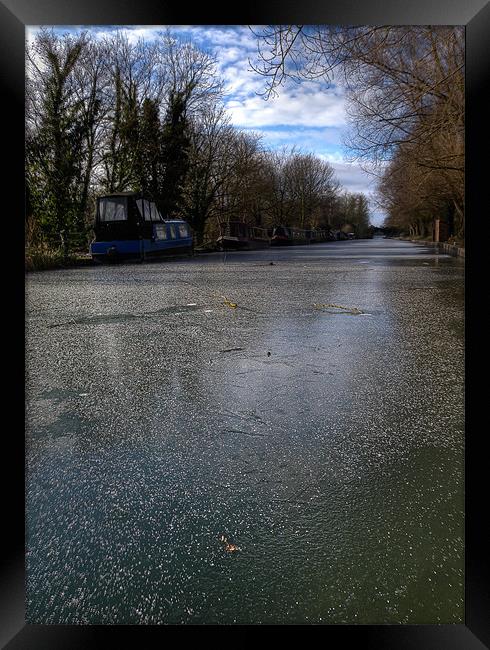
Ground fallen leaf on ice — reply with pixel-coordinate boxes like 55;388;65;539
220;535;241;552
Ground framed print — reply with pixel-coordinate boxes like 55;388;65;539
2;0;488;645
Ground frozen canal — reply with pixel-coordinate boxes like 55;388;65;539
25;237;464;624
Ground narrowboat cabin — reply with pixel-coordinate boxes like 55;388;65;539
250;226;271;248
90;192;192;261
305;229;329;243
271;225;331;245
270;226;293;245
291;228;308;245
217;221;251;250
217;221;270;250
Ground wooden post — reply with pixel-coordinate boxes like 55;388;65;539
434;218;440;243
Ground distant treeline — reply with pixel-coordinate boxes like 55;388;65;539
26;28;371;258
251;26;464;243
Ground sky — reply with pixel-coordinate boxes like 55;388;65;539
27;25;385;225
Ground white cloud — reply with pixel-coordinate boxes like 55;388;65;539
91;26;166;44
318;158;386;224
181;25;258;51
248;127;342;149
331;161;377;193
225;86;346;129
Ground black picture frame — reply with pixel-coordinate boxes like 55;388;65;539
3;0;487;645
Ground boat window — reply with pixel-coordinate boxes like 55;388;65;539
169;225;177;239
178;223;188;238
136;199;153;221
154;224;167;240
99;197;127;222
150;202;162;221
136;199;144;220
253;227;267;238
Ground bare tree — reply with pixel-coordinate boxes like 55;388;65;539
259;147;297;226
216;130;265;224
180;104;237;243
159;31;223;117
250;25;464;236
284;152;338;227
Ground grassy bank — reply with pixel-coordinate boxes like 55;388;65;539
25;243;94;272
394;236;465;258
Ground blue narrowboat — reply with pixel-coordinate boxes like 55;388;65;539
90;192;193;261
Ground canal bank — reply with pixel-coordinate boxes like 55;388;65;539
26;237;409;272
395;237;465;258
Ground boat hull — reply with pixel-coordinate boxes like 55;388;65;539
90;238;193;261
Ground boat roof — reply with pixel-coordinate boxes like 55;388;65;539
98;192;142;198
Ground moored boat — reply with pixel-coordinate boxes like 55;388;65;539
90;192;192;261
270;225;293;245
250;226;271;248
217;221;271;250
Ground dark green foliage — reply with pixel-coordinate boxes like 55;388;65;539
26;37;86;247
102;70;140;194
158;91;191;218
26;31;103;254
136;98;162;199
